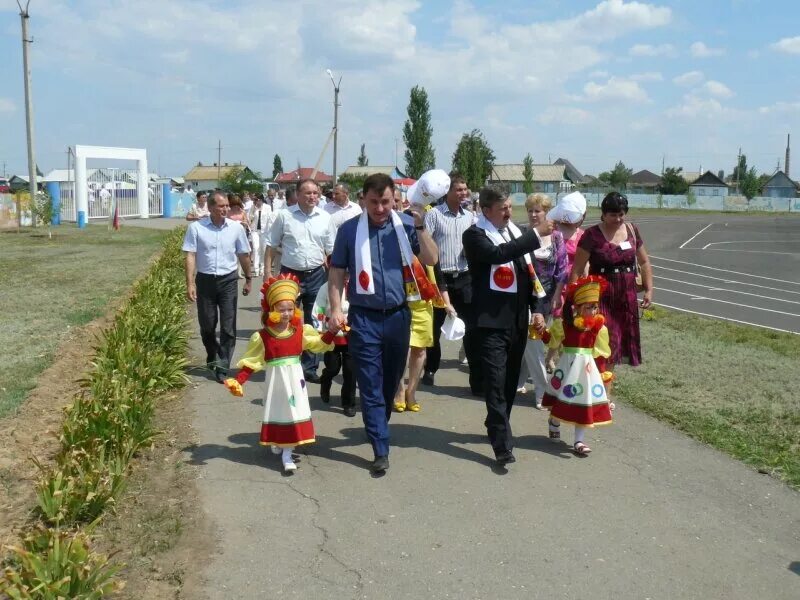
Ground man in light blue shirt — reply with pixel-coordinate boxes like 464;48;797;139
183;191;252;382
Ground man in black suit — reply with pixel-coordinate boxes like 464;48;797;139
462;187;545;466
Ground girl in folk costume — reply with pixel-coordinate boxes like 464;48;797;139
224;274;338;473
541;275;614;456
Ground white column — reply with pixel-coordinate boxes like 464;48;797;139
137;157;149;219
75;154;87;227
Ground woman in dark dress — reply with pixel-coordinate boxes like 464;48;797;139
569;192;653;366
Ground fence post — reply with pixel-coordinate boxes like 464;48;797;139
162;184;173;217
46;182;60;225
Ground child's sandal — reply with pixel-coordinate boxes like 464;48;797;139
548;418;560;440
573;442;592;456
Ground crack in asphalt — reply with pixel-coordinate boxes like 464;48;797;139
205;469;365;598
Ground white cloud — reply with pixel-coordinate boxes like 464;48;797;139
583;76;649;102
690;41;725;57
758;101;800;115
629;43;675;57
703;80;733;98
162;50;189;65
666;94;737;119
629;71;663;82
770;36;800;55
672;70;704;86
0;98;14;113
537;106;591;126
589;70;609;79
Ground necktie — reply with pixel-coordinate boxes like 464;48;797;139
256;210;261;230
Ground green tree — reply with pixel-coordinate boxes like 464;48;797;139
659;166;689;195
338;172;366;194
598;161;633;190
403;86;435;179
218;167;264;195
740;167;761;199
451;129;495;192
522;153;534;195
357;143;369;167
272;154;283;179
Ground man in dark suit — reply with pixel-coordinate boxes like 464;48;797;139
462;186;545;466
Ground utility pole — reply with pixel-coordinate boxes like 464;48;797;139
217;140;222;182
327;69;342;185
17;1;37;219
735;147;741;195
661;154;665;176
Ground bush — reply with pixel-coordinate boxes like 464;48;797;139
0;227;188;596
0;526;122;599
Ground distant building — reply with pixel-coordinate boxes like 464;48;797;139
488;163;570;194
628;169;662;193
274;167;333;187
183;162;256;191
689;171;729;197
341;165;406;179
760;170;798;198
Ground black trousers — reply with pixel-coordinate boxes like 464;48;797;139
476;324;527;457
280;265;327;375
426;272;483;390
195;271;239;372
320;345;356;407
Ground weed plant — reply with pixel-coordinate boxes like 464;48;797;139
1;227;188;596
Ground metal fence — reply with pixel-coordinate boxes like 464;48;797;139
57;168;163;222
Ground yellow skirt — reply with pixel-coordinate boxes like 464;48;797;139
409;300;434;348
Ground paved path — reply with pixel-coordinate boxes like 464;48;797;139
183;284;800;600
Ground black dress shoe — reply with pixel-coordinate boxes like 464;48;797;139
343;405;357;418
495;452;516;465
320;379;331;403
214;368;227;383
421;371;435;386
370;456;389;473
304;372;322;384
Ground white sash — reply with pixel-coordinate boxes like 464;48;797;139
476;215;546;297
354;210;418;298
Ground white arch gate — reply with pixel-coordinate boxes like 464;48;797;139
74;145;150;227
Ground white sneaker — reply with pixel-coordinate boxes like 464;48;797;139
283;460;297;472
516;386;527;394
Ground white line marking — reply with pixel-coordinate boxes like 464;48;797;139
649;255;800;285
679;223;713;249
654;303;800;335
655;275;800;305
652;264;800;295
704;249;800;256
656;287;800;317
702;239;800;250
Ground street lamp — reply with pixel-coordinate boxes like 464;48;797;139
17;0;37;216
326;69;342;185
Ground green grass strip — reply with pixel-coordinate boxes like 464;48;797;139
1;227;189;598
615;306;800;488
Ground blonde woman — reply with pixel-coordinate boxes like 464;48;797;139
517;193;568;408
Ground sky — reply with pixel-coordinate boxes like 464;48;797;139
1;0;799;180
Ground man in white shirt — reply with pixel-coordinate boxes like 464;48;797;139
267;179;335;382
270;188;284;211
324;183;362;234
248;193;272;277
242;192;254;213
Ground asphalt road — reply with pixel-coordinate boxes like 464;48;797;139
585;213;800;334
182;281;800;600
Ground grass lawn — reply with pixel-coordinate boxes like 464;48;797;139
614;306;800;488
0;225;169;418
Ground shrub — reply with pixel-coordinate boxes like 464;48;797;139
0;526;122;599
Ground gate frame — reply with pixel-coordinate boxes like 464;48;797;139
74;145;149;228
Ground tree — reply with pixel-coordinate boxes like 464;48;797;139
219;167;264;195
659;166;689;195
403;86;435;179
357;144;369;167
338;172;366;194
522;153;534;195
272;154;283;179
451;129;496;192
731;153;761;199
598;161;632;190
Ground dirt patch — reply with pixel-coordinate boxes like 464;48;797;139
93;388;214;600
0;314;114;547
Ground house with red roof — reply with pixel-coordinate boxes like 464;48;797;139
274;168;333;186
